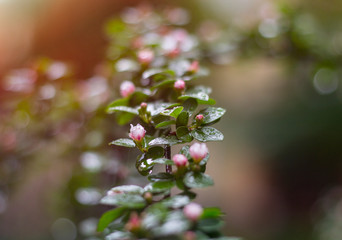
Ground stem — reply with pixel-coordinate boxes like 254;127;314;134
165;145;172;173
164;145;172;198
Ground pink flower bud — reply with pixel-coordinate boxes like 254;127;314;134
172;154;188;167
125;212;141;232
183;203;203;221
174;79;185;91
129;124;146;142
195;114;204;122
188;61;199;73
167;47;180;58
120;81;135;97
137;49;154;64
144;192;153;202
140;102;147;109
189;142;208;163
184;231;196;240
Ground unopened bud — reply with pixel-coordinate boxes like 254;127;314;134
189;142;208;163
188;61;199;73
183;203;203;221
125;212;141;232
167;48;180;58
174;79;185;91
184;231;196;240
129;124;146;142
120;81;135;98
195;114;204;123
140;102;147;109
144;192;153;203
138;49;154;64
172;154;188;167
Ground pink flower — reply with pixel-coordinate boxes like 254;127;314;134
174;79;185;91
172;154;188;167
183;203;203;221
137;49;154;64
189;142;208;163
188;61;199;73
129;124;146;142
120;81;135;97
195;114;204;122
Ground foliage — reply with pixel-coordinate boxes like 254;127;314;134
97;5;233;240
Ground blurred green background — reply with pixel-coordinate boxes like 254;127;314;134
1;0;342;240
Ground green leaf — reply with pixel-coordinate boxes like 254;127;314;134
107;106;139;115
183;98;198;116
152;158;175;165
136;146;164;176
106;98;129;111
151;79;176;90
176;126;193;142
176;112;189;128
97;207;126;232
197;218;224;233
151;181;175;191
184;172;214;188
178;92;209;102
105;231;133;240
152;210;190;236
129;90;150;106
136;155;154;176
198;98;216;105
142;135;154;149
148;173;174;182
115;112;136;125
160;106;184;118
196;107;226;125
144;183;170;194
100;194;146;208
148;102;175;116
155;120;176;129
109;185;144;194
142;203;168;230
161;195;190;208
109;138;135;147
201;207;223;219
176;178;186;190
191;127;224;142
179;191;197;200
178;85;212;102
194;85;212;94
147;146;165;158
142;68;175;79
200;153;210;166
179;145;191;159
148;135;180;146
142;68;164;79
